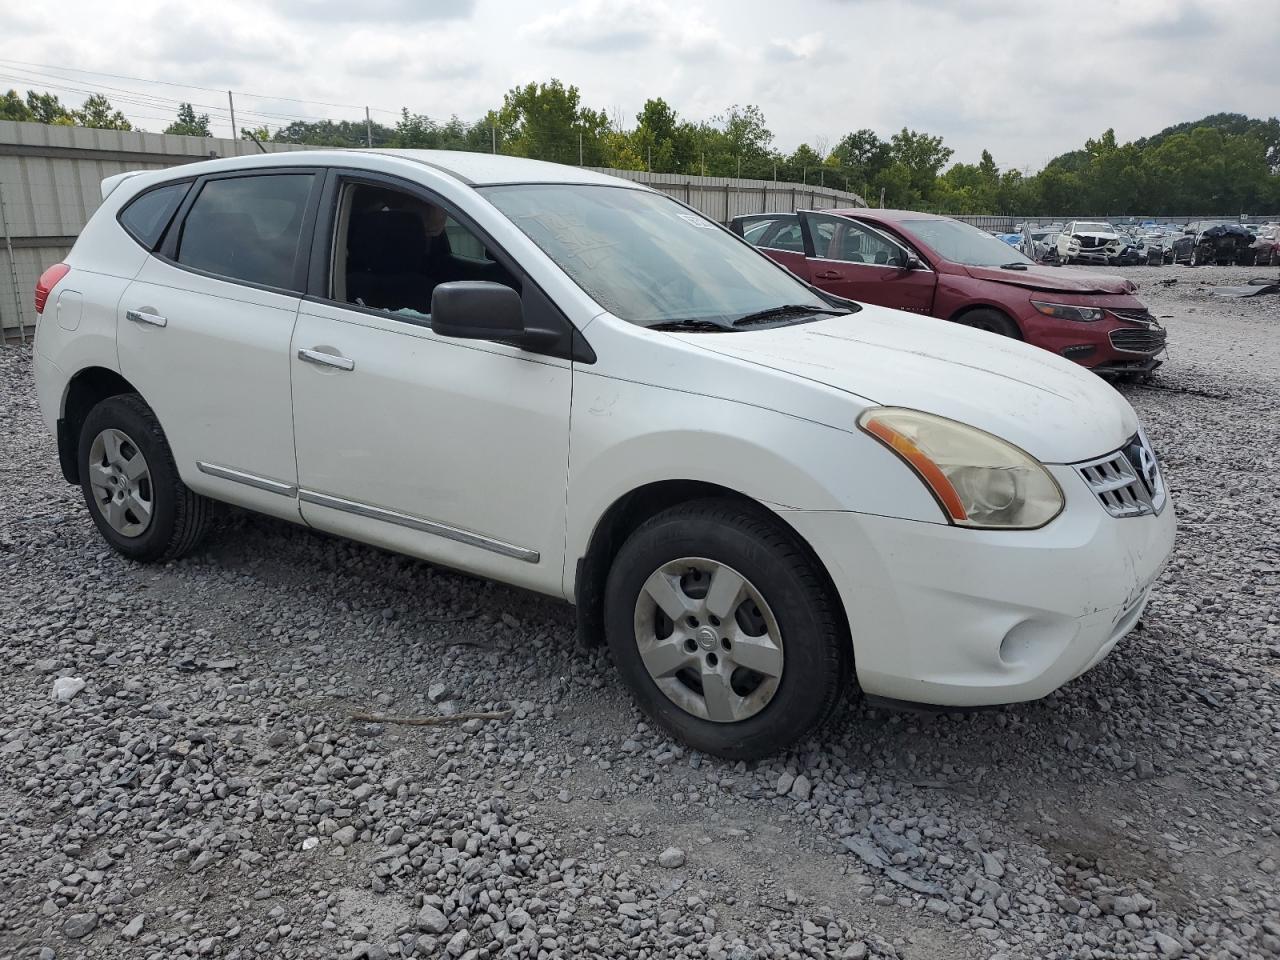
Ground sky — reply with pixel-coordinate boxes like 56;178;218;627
3;0;1278;172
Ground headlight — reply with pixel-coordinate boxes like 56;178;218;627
1030;300;1105;322
858;408;1064;529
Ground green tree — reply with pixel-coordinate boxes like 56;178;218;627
495;79;610;165
165;103;212;138
73;94;132;131
26;91;73;125
1;89;34;122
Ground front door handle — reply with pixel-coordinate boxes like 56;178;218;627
125;309;167;327
298;347;355;371
814;270;843;280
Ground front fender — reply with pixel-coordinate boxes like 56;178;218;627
564;372;945;594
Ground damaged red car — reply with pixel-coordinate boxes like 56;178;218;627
730;209;1166;375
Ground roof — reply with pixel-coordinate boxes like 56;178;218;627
119;148;648;191
829;208;949;222
370;149;639;187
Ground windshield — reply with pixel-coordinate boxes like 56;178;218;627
895;218;1034;267
1075;222;1114;233
480;184;834;327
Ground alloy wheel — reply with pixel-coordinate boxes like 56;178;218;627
87;428;154;538
632;557;784;723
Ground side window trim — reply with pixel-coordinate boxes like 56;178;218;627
157;166;326;296
304;168;594;364
116;179;194;251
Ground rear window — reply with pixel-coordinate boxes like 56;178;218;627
176;174;314;291
119;182;189;250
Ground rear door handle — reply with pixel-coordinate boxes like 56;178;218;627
814;270;843;280
298;347;355;371
125;309;167;327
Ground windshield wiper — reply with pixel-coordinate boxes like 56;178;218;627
732;304;848;327
999;262;1029;271
646;318;733;333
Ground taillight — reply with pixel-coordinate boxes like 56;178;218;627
35;263;71;315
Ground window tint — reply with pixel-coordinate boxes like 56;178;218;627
335;182;515;319
119;182;189;249
176;174;314;290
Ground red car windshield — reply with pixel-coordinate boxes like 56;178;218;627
895;218;1035;268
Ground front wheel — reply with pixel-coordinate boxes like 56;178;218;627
78;394;210;562
604;500;849;760
956;308;1021;339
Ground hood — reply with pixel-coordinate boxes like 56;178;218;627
963;264;1136;294
684;306;1138;464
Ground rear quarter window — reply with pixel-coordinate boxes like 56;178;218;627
118;181;190;250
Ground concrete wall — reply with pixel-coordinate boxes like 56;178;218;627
0;120;866;338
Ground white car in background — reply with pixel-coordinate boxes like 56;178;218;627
1058;220;1125;265
31;151;1175;759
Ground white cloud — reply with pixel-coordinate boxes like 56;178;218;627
4;0;1276;170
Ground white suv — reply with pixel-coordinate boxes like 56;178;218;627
32;151;1175;759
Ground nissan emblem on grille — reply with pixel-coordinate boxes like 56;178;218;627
1073;430;1166;518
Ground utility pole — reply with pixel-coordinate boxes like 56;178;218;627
491;124;497;154
737;156;741;178
879;187;886;208
701;151;705;176
773;161;777;182
580;131;584;166
647;144;651;172
819;168;824;187
227;91;236;140
365;106;372;148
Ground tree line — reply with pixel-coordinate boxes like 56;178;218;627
4;81;1278;217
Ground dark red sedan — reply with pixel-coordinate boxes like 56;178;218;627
730;209;1166;375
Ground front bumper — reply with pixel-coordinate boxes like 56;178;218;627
1019;309;1166;372
783;464;1175;707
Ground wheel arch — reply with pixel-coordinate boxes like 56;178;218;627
57;367;142;484
572;479;849;653
948;303;1024;339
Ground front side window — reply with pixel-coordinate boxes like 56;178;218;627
807;213;905;266
332;181;515;318
481;184;832;327
176;174;314;290
119;181;189;249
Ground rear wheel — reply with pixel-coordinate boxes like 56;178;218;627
956;308;1021;339
78;394;210;562
604;500;849;760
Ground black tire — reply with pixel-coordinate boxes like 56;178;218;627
603;499;849;760
956;308;1021;339
78;394;210;562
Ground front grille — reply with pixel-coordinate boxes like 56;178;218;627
1074;431;1167;518
1109;326;1167;354
1110;308;1155;323
1078;236;1106;248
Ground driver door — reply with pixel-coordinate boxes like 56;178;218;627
798;212;935;314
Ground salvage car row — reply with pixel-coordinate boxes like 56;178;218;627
1023;219;1278;267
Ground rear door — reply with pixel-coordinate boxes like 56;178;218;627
798;212;935;314
734;213;809;277
116;168;322;521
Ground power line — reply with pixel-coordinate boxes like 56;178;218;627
0;58;400;114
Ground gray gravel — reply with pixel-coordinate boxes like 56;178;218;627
1;260;1278;959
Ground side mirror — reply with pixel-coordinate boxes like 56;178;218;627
430;281;558;348
903;254;923;271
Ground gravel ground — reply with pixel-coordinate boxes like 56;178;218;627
1;262;1278;960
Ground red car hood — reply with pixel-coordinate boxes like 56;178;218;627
964;265;1136;294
